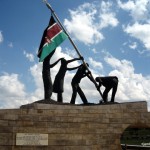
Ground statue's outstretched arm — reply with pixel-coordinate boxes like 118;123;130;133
67;64;82;71
67;56;83;63
49;58;62;68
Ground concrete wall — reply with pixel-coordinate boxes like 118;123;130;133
0;101;149;150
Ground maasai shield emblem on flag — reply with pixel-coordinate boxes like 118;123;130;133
37;15;68;62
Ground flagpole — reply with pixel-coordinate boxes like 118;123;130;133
42;0;104;100
43;0;82;57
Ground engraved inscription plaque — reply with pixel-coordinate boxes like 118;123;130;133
16;133;48;146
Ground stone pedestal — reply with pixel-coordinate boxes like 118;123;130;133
0;101;149;150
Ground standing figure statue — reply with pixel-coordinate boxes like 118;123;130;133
42;50;61;99
53;57;82;102
70;63;96;104
95;76;118;103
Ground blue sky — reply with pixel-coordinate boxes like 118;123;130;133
0;0;150;109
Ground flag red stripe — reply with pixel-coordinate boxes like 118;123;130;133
46;23;61;40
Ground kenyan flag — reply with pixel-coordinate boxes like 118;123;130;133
38;16;68;62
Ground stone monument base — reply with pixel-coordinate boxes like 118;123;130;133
0;101;149;150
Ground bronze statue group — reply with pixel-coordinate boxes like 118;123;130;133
42;49;118;104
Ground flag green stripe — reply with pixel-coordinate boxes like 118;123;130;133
39;31;68;62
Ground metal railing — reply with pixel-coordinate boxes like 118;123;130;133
121;144;150;150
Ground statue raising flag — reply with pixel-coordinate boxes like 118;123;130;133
38;0;105;102
37;15;68;62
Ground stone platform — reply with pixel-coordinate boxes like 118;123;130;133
0;101;149;150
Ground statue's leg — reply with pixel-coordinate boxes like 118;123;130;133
43;72;53;99
42;50;56;100
103;87;111;102
111;83;118;102
70;84;78;104
57;93;63;103
77;86;88;104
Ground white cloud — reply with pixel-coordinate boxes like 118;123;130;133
104;55;134;76
91;48;98;54
64;48;78;58
23;51;35;62
29;63;44;100
129;42;137;49
64;1;118;45
118;0;150;52
0;73;27;108
117;0;135;10
64;4;104;45
117;0;150;22
0;31;3;43
123;22;150;51
88;57;103;70
0;73;26;97
104;55;150;102
30;63;43;89
99;13;119;29
99;1;119;29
